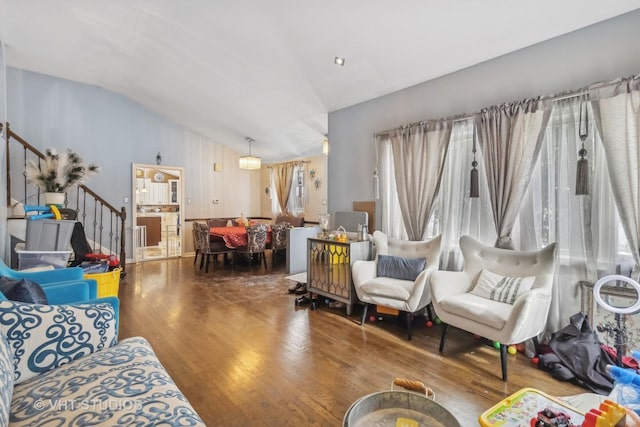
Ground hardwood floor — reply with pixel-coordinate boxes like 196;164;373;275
118;254;586;426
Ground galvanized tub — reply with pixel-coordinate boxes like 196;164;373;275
343;379;461;427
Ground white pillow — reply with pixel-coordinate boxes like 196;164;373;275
470;269;535;304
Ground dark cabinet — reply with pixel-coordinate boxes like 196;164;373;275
137;216;162;246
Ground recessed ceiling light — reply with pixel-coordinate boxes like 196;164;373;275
334;56;346;66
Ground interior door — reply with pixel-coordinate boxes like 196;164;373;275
132;164;184;261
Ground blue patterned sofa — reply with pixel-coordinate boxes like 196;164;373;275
0;300;204;426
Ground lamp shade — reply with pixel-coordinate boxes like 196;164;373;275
239;155;261;170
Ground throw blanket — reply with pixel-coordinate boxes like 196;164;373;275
538;312;615;394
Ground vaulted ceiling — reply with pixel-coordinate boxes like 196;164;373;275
1;1;639;161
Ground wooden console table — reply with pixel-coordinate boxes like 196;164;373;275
307;238;371;315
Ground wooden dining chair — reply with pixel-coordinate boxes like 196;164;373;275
235;224;268;269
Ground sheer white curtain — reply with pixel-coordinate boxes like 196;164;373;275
519;97;606;334
376;134;406;239
389;120;453;241
437;119;495;270
589;76;640;278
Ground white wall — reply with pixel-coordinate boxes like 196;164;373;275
6;69;262;257
328;9;640;220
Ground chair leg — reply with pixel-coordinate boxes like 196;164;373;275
205;254;210;273
532;336;540;356
500;344;508;381
406;312;412;341
193;250;199;265
262;252;267;269
360;304;369;326
426;304;434;322
439;323;448;353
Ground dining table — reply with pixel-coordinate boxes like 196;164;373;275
210;225;272;249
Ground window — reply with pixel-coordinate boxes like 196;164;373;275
269;163;306;217
378;97;630;276
289;166;306;216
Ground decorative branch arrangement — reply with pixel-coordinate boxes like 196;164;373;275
25;148;100;193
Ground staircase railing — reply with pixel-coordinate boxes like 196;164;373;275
3;122;127;275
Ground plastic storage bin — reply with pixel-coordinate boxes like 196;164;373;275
26;219;75;251
84;268;122;298
15;243;72;270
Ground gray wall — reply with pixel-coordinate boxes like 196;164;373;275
328;9;640;219
6;69;262;258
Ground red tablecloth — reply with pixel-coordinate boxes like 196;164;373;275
210;226;272;249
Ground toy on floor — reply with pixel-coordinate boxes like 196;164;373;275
530;407;574;426
580;400;626;427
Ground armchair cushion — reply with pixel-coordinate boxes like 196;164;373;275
470;269;535;304
361;277;413;300
0;277;48;304
439;293;512;330
0;300;117;384
376;255;426;281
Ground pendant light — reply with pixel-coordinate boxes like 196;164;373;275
239;137;261;170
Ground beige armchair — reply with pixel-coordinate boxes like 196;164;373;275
430;235;557;381
352;231;441;340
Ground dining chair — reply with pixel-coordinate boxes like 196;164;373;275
235;224;268;269
268;222;289;267
207;218;228;228
196;223;234;272
192;222;204;267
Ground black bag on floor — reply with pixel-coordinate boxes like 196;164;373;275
547;312;614;394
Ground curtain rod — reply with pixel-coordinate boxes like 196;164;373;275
374;88;588;137
266;160;310;168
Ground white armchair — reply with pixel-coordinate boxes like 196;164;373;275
352;231;441;340
430;235;557;381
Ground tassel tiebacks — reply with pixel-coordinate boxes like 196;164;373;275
576;97;589;196
470;127;479;198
